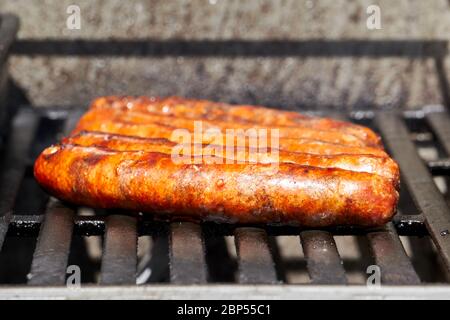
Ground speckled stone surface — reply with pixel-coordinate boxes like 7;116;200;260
1;0;450;109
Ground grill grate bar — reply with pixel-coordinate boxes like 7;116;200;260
375;113;450;277
393;214;427;236
235;228;278;284
26;108;84;286
300;230;347;284
0;110;38;250
426;112;450;156
427;158;450;176
6;213;429;237
329;111;419;284
27;199;74;285
0;14;19;66
169;222;207;284
296;112;347;285
100;214;137;285
367;223;420;285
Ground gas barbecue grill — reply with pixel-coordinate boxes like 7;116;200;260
2;13;450;299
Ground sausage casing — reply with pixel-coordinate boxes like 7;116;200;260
34;143;398;227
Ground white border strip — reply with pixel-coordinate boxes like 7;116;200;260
0;285;450;300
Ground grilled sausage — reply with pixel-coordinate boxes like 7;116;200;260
91;96;381;147
65;131;399;182
76;107;372;147
73;118;389;157
73;110;387;151
34;143;398;227
34;96;399;227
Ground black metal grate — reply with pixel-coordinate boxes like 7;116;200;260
1;105;450;295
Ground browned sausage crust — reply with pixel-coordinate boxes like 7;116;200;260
34;143;398;227
65;131;399;183
91;96;382;147
34;96;399;227
74;107;371;147
73;117;389;157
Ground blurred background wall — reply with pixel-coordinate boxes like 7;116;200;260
1;0;450;110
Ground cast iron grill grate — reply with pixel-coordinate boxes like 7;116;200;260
1;104;450;298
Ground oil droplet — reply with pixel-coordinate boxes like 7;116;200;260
440;230;449;236
216;179;225;188
43;145;60;155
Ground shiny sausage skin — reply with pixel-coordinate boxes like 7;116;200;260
65;131;399;182
73;110;380;150
73;118;389;157
76;107;371;147
91;96;382;147
34;143;398;227
68;130;388;157
34;96;399;227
